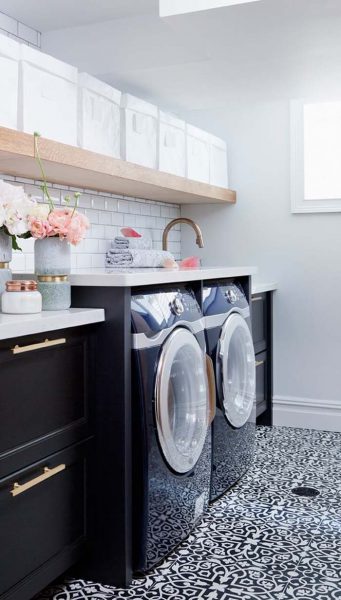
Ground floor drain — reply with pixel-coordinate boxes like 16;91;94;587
291;486;320;498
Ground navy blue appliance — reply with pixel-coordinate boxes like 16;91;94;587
131;286;215;573
203;282;256;502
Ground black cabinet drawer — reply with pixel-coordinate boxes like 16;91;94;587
252;293;267;353
0;329;92;478
0;441;89;600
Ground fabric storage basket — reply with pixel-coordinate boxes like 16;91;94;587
186;124;210;184
0;34;19;129
210;134;228;188
19;45;77;145
158;111;186;177
121;94;157;169
78;72;121;157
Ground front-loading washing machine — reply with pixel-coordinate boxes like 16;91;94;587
203;281;256;502
131;286;215;572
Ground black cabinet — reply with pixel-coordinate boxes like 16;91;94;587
0;442;89;600
252;293;273;425
0;326;95;600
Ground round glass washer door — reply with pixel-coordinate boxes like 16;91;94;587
155;327;209;474
218;313;255;429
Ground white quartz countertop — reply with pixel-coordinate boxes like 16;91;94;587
252;281;277;295
0;308;105;341
68;266;257;287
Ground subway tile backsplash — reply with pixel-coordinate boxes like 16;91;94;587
1;175;181;272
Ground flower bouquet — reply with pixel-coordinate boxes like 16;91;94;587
30;133;90;309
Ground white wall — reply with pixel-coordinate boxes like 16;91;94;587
181;99;341;431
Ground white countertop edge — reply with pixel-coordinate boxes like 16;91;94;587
67;266;257;287
0;308;105;341
252;281;277;295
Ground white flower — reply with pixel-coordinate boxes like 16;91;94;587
0;179;36;237
0;180;29;206
5;209;29;235
28;203;50;221
0;204;5;228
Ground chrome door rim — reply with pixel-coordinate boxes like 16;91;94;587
218;313;256;429
155;327;209;474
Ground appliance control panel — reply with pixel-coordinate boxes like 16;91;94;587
131;286;202;335
203;282;249;316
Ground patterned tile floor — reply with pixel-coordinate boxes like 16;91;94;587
38;426;341;600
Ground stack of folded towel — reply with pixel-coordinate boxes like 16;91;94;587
112;235;152;250
105;234;175;268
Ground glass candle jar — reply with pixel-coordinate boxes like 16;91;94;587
1;280;42;314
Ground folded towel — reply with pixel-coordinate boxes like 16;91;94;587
112;236;152;250
105;249;174;268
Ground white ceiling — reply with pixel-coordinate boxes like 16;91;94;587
159;0;262;17
1;0;341;135
0;0;157;31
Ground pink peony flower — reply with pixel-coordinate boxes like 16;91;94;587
66;212;90;246
48;208;72;238
29;216;53;239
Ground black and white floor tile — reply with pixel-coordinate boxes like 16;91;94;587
38;426;341;600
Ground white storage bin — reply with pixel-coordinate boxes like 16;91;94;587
186;124;210;184
19;45;77;145
159;111;186;177
121;94;157;169
78;72;121;157
210;134;228;188
0;34;19;129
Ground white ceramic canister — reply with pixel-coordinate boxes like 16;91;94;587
1;280;42;314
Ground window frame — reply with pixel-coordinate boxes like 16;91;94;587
290;99;341;213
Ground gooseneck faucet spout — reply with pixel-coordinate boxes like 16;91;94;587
162;218;204;251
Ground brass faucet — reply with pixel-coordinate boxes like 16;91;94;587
162;218;204;251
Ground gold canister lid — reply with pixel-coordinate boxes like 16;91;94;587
0;262;9;269
6;280;38;292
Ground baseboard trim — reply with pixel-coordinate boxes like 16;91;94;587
273;395;341;431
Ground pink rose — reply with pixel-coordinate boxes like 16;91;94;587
29;216;53;239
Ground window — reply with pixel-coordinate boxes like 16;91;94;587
291;99;341;212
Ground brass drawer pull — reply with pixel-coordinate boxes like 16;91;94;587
252;296;263;302
11;338;66;355
256;360;265;367
11;464;66;497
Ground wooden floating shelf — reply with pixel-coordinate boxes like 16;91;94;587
0;127;236;205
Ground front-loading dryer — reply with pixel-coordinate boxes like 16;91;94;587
131;286;215;573
203;281;256;502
